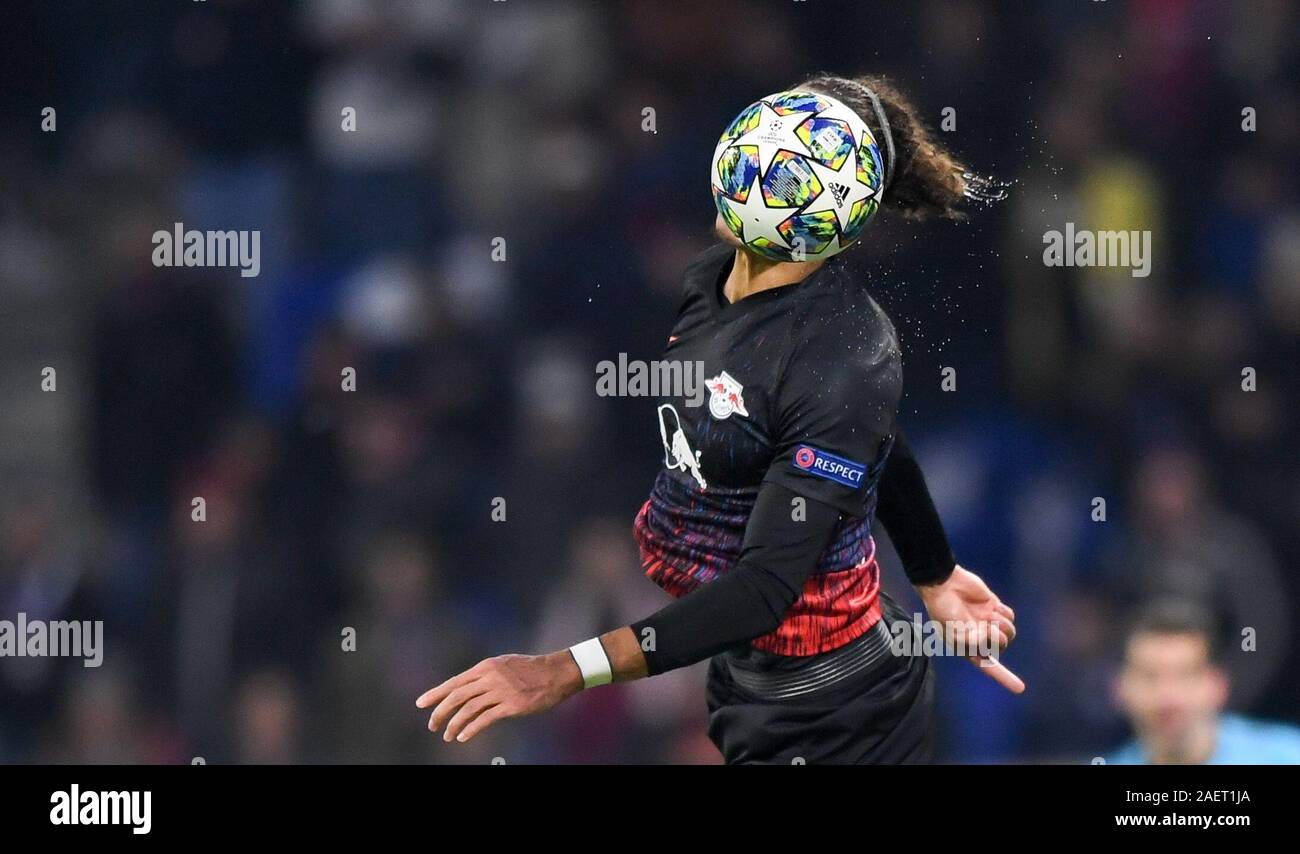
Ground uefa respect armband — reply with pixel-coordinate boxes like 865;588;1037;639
791;445;867;488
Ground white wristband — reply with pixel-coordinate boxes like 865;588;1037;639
568;638;613;689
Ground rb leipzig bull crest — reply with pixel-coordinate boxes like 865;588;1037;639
705;371;748;420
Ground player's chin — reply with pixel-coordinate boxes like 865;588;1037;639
714;214;744;248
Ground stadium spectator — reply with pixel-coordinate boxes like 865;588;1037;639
1108;601;1300;765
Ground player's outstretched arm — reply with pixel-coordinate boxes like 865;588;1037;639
876;430;1025;694
415;626;647;744
417;481;837;744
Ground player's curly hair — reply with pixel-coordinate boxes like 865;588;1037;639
798;73;1000;221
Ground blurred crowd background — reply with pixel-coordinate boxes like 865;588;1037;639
1;0;1296;763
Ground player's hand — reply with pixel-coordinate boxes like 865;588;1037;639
416;651;584;743
917;565;1025;694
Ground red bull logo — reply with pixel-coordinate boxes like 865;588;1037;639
657;404;707;489
705;371;749;420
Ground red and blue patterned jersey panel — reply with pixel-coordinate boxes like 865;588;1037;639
633;470;882;656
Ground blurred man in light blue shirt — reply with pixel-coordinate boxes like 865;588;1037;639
1109;601;1300;764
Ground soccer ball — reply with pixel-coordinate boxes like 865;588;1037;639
710;90;885;261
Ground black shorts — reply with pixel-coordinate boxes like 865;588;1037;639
705;593;935;765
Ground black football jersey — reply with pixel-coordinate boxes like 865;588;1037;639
656;242;901;510
632;242;903;656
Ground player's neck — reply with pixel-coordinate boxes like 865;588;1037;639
722;249;824;304
1151;719;1217;764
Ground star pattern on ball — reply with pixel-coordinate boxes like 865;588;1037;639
730;102;816;173
727;173;795;250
